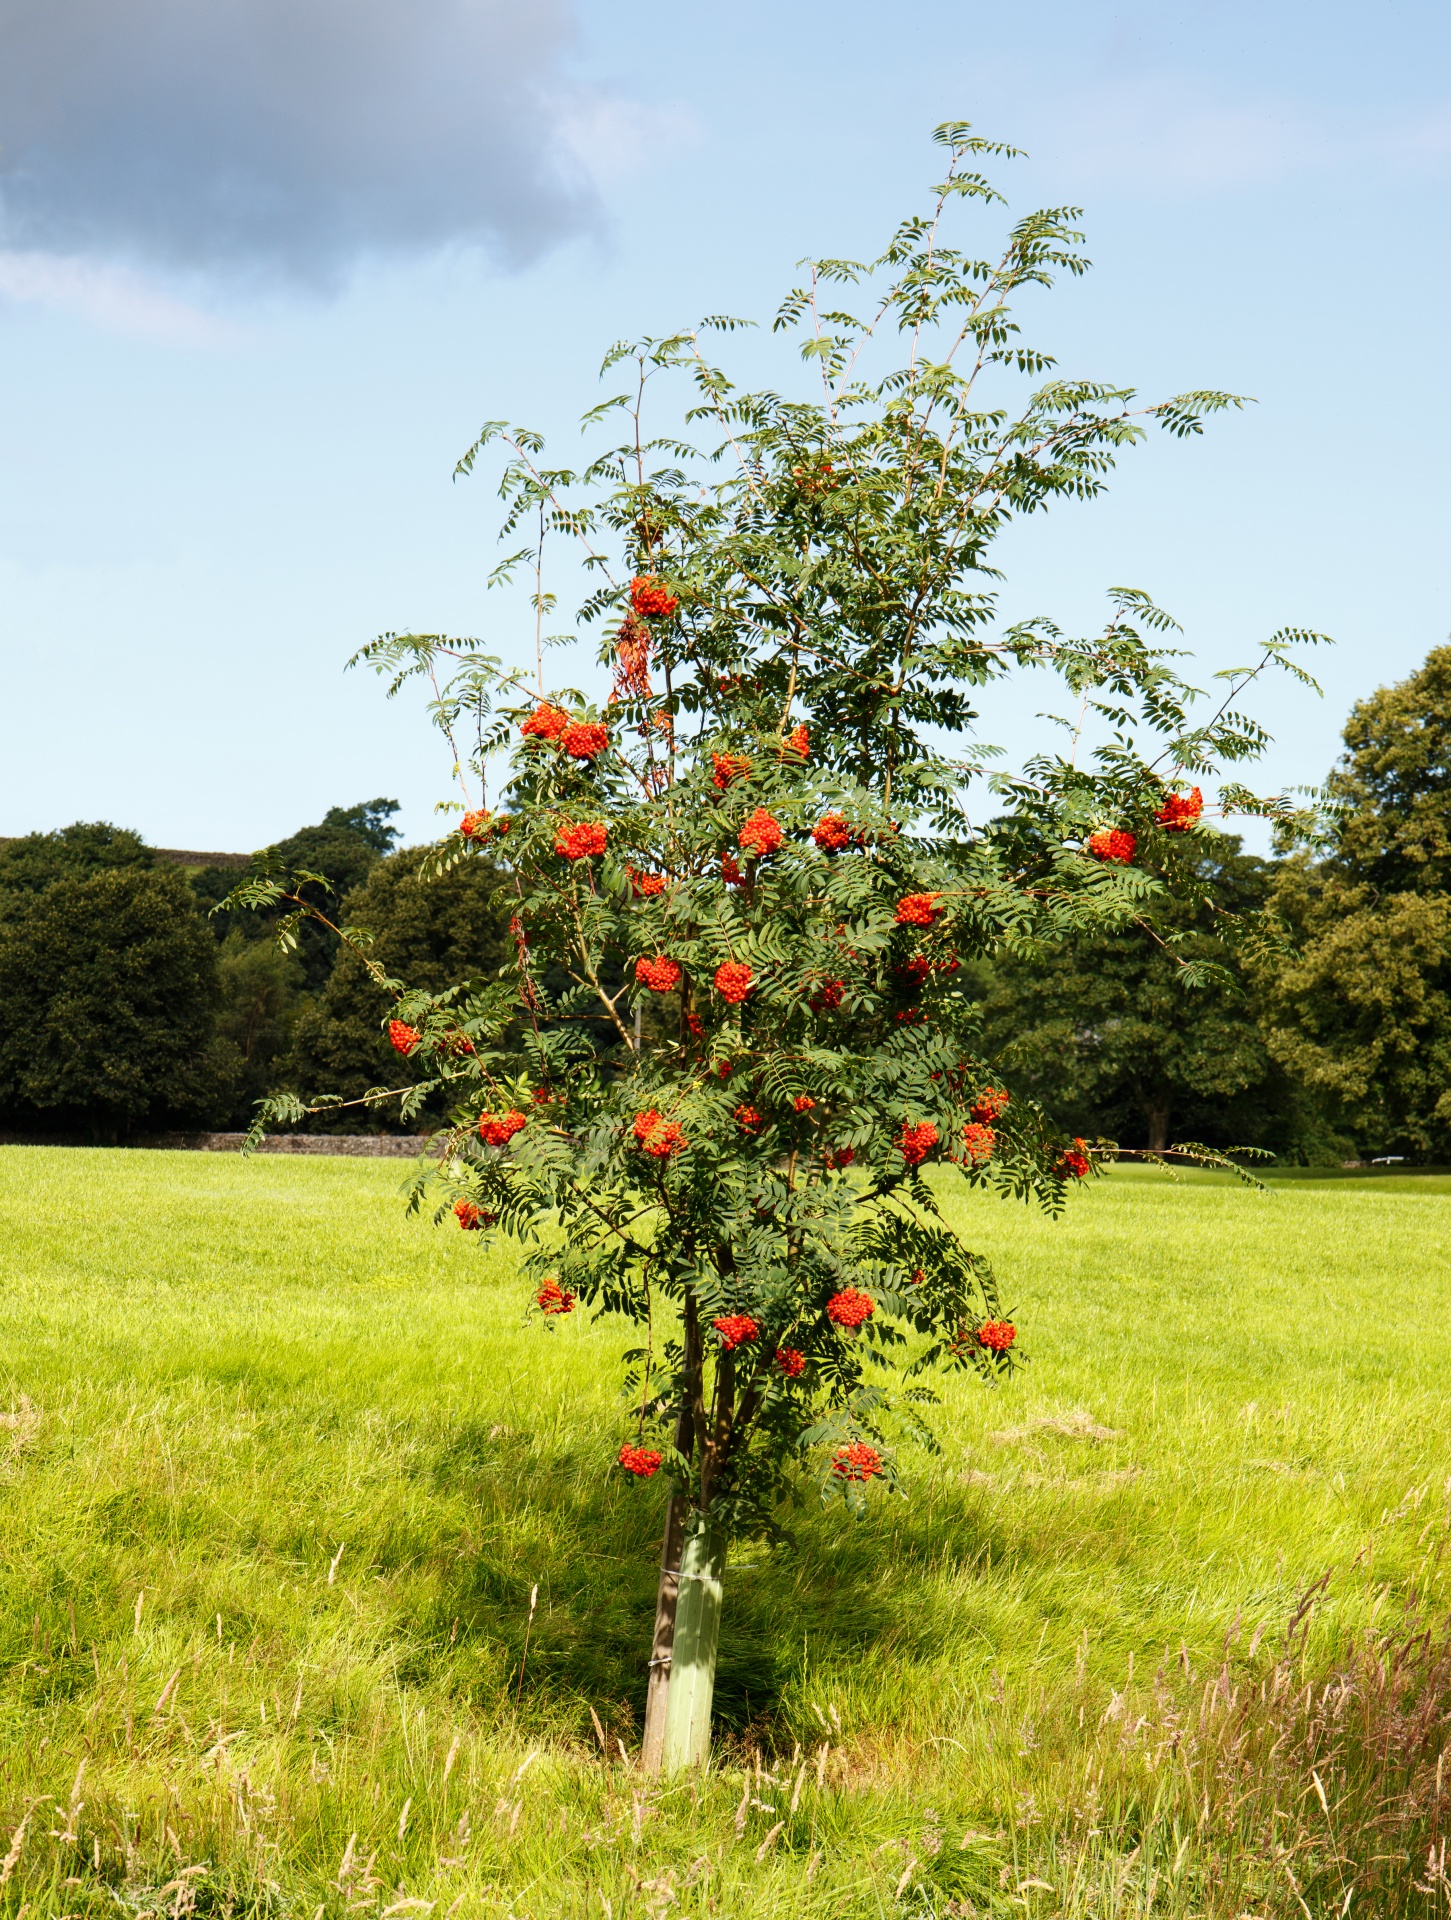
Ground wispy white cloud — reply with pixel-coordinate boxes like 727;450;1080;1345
0;250;239;341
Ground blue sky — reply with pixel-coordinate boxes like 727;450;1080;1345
1;0;1447;852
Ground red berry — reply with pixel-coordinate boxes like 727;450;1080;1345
521;703;570;741
738;808;783;857
715;961;753;1004
479;1109;527;1147
970;1087;1009;1123
785;724;809;758
775;1347;806;1376
897;1121;939;1167
808;978;844;1012
793;1095;816;1113
721;852;745;887
711;753;752;790
712;1314;759;1350
734;1104;763;1133
561;720;609;760
635;955;682;993
388;1020;420;1055
1058;1139;1091;1180
831;1441;882;1482
628;866;667;897
827;1288;874;1329
454;1199;493;1230
812;813;852;852
554;821;608;860
822;1145;855;1171
978;1320;1017;1352
632;1110;686;1158
959;1123;996;1166
1086;828;1136;865
1155;787;1203;832
895;893;942;927
630;576;679;620
537;1278;576;1315
618;1443;663;1477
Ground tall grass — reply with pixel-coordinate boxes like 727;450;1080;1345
1;1147;1449;1916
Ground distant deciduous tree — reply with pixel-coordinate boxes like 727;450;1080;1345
1258;647;1451;1160
0;866;230;1137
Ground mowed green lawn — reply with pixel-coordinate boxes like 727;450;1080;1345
2;1147;1449;1919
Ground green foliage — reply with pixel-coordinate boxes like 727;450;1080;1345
2;1148;1449;1915
1259;646;1451;1159
0;820;155;905
253;129;1314;1547
285;844;513;1132
0;866;230;1136
213;928;306;1119
203;798;401;993
978;834;1332;1158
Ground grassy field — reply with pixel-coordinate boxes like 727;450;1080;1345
2;1147;1450;1918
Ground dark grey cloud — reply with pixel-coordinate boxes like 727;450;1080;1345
0;0;599;279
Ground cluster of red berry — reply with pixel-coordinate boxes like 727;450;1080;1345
453;1199;495;1230
633;1110;687;1158
630;576;679;619
895;892;942;927
479;1110;527;1147
812;812;852;852
897;954;931;984
958;1123;996;1166
713;1314;759;1349
977;1320;1017;1352
792;1095;816;1113
537;1278;576;1315
1156;786;1203;831
1058;1139;1091;1179
832;1441;882;1482
827;1288;875;1329
898;1120;940;1167
970;1087;1010;1123
785;724;809;758
808;977;845;1012
1087;828;1136;864
738;808;783;857
822;1145;855;1171
775;1347;806;1376
734;1105;763;1133
721;852;745;887
459;809;508;841
634;956;681;992
715;961;753;1004
555;821;608;861
521;703;570;741
618;1443;663;1477
711;753;751;790
561;720;608;760
388;1020;420;1056
628;866;667;897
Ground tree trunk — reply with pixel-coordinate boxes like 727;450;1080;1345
1145;1101;1171;1152
640;1293;701;1775
659;1512;726;1773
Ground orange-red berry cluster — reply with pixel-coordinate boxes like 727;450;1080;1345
775;1347;806;1376
633;1110;686;1158
1087;828;1136;864
561;720;608;760
713;1314;759;1349
555;821;608;860
635;955;681;992
822;1145;855;1171
618;1443;663;1477
1156;786;1203;831
715;961;753;1004
388;1020;420;1056
827;1287;875;1329
735;1105;762;1133
812;812;851;852
712;753;751;790
898;1121;940;1166
808;978;844;1012
454;1199;495;1230
895;892;942;927
959;1123;996;1166
977;1320;1017;1352
785;724;809;757
630;576;679;620
832;1441;882;1482
738;808;783;857
1058;1139;1091;1179
628;866;666;897
521;703;570;741
479;1109;527;1147
537;1278;576;1315
970;1087;1010;1123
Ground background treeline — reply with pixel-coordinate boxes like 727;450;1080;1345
3;647;1449;1160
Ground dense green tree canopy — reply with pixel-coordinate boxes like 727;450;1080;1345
0;865;228;1136
1258;647;1451;1160
0;822;154;905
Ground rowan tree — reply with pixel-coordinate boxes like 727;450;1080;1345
232;126;1314;1770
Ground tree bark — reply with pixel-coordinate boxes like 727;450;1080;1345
659;1512;726;1773
1145;1101;1171;1152
640;1295;701;1775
